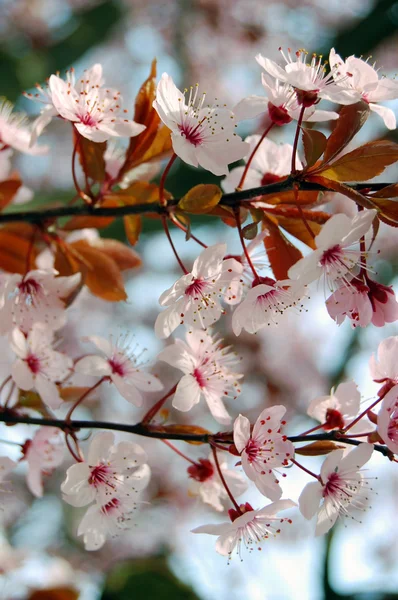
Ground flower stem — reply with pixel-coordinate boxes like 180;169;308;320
170;213;208;249
161;216;188;274
161;439;196;465
291;105;305;174
65;432;83;463
211;444;241;513
234;207;258;279
298;423;325;436
237;122;274;189
71;134;92;204
291;458;320;481
159;153;178;207
294;184;315;240
65;378;105;423
342;395;384;433
142;383;178;424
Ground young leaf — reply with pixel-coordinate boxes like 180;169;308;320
124;215;142;246
74;130;107;182
178;184;222;214
0;230;38;274
242;221;258;240
322;101;370;165
302;128;327;168
295;441;344;456
0;179;22;210
316;140;398;182
89;239;142;270
262;216;303;280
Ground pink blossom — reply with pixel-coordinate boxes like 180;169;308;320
326;277;398;328
192;499;295;558
188;454;247;512
0;100;47;155
154;244;241;339
75;335;163;407
10;325;72;410
298;443;374;535
377;384;398;454
61;431;150;507
369;336;398;385
153;73;249;175
23;427;64;497
27;64;146;143
158;329;242;425
329;49;398;130
0;269;81;335
288;210;376;289
307;381;361;430
231;278;305;335
233;406;294;500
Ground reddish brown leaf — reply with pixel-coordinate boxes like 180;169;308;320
295;441;344;456
302;128;327;168
262;216;303;280
322;101;370;165
74;130;106;182
59;386;96;403
62;197;119;231
370;197;398;227
0;230;38;274
272;213;326;249
0;179;22;210
372;183;398;198
89;239;142;270
1;222;36;239
264;189;321;206
124;215;142;246
178;184;222;214
28;588;79;600
316;140;398;182
305;175;380;212
150;424;210;445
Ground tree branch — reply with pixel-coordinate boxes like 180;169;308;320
0;179;389;224
0;411;392;457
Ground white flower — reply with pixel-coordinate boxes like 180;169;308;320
307;381;361;430
258;49;357;107
23;427;64;497
0;456;17;489
233;406;294;500
61;431;150;507
10;325;72;410
377;384;398;454
298;443;374;535
153;73;249;176
75;335;163;407
232;278;305;335
0;100;47;155
154;244;241;339
77;496;137;551
329;48;398;130
0;269;81;335
234;74;339;125
369;336;398;385
27;64;146;143
104;141;161;186
222;135;302;194
288;210;377;289
192;499;295;559
188;454;247;512
158;329;242;425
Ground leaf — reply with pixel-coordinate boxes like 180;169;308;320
372;183;398;198
264;189;321;206
295;441;345;456
274;212;327;249
370;197;398;227
322;101;370;165
18;390;43;410
28;588;79;600
0;230;38;274
305;175;380;213
302;128;327;168
68;240;128;301
150;424;210;445
0;179;22;210
242;221;258;240
316;140;398;182
61;198;119;231
262;216;303;280
178;184;222;214
59;386;95;403
74;131;107;182
89;239;142;270
124;215;142;246
1;222;36;238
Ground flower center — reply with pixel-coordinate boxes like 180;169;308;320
324;408;345;430
187;458;214;482
108;358;126;377
102;497;120;514
89;464;111;487
18;278;41;299
26;353;41;375
193;367;206;388
179;122;204;147
78;112;97;127
261;172;282;186
268;102;292;126
245;439;260;462
185;278;208;298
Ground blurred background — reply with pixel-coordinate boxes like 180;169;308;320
0;0;398;598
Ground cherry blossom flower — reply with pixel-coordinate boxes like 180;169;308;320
188;454;247;512
0;457;17;489
326;277;398;328
298;443;374;535
0;149;33;204
158;329;242;425
257;49;357;108
192;499;295;559
61;432;150;507
0;269;81;335
369;336;398;386
222;232;269;306
307;381;361;430
288;210;377;289
77;495;137;551
233;406;294;500
75;335;163;407
22;427;64;497
104;141;161;187
377;384;398;454
329;49;398;129
231;278;305;335
222;135;301;193
154;244;241;339
234;74;339;125
0;100;47;155
10;325;72;410
153;73;249;175
27;64;146;143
